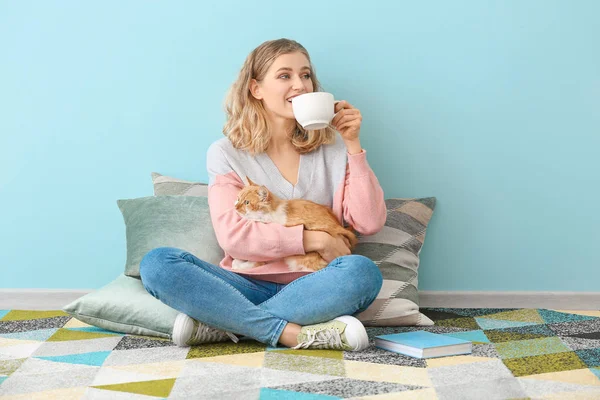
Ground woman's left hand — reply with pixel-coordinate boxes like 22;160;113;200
331;101;362;142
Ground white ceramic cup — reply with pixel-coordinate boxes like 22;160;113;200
291;92;335;130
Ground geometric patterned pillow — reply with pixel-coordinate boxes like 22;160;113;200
151;172;207;196
353;198;436;327
151;172;437;327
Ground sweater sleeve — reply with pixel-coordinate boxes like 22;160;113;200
342;150;387;235
206;143;306;261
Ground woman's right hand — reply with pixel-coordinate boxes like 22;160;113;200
320;233;352;263
303;230;351;263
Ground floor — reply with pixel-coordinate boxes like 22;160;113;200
1;307;600;399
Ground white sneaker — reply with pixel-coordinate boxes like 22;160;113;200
293;315;369;351
172;313;239;347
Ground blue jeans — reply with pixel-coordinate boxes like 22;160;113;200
139;247;383;347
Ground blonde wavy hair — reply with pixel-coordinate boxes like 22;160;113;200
223;38;336;154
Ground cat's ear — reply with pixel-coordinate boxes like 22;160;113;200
258;186;270;202
245;176;256;186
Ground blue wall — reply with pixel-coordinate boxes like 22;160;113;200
1;1;599;291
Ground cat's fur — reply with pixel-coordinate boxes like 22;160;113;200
232;178;358;272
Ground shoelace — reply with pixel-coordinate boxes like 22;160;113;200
192;323;239;344
293;328;343;350
225;332;240;343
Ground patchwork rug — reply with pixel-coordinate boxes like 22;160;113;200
1;308;600;399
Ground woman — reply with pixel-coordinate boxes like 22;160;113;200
140;38;387;351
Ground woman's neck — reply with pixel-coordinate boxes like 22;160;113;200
268;135;295;154
267;115;297;154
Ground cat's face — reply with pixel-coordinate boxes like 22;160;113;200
235;180;273;221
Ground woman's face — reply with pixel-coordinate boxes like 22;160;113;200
251;51;314;121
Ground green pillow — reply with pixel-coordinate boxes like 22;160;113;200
62;274;178;338
63;195;225;338
118;195;224;277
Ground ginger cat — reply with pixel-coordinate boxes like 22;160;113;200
232;178;358;272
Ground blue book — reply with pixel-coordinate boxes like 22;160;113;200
374;330;472;359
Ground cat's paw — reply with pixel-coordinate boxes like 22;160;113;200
285;253;328;272
284;259;313;272
232;259;262;270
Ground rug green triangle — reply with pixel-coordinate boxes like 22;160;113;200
434;317;480;330
131;334;171;342
92;378;176;397
187;340;266;359
478;309;544;323
0;358;27;375
47;328;120;342
1;310;69;321
484;330;550;343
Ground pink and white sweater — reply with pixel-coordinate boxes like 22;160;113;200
206;134;387;284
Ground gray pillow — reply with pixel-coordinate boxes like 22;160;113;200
152;172;436;327
119;195;223;277
63;274;178;338
152;172;208;196
353;198;436;326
